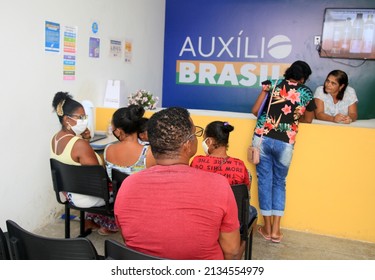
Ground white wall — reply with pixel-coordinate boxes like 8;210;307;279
0;0;165;231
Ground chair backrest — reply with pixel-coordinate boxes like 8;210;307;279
0;227;11;260
105;239;164;260
6;220;100;260
50;158;110;206
111;168;129;200
230;183;250;238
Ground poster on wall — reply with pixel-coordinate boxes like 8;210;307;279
109;39;122;58
162;0;321;113
162;0;375;119
45;21;60;52
89;37;100;58
63;25;77;81
124;39;133;63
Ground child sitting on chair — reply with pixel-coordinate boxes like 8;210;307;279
190;121;257;222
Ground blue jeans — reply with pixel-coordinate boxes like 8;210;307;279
252;135;294;217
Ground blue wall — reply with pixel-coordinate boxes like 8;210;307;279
163;0;375;119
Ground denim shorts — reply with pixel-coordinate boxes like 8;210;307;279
252;135;294;216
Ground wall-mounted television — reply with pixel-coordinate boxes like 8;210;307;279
320;8;375;60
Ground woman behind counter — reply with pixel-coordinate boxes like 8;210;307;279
314;70;358;124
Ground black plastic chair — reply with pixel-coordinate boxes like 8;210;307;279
105;239;165;260
50;158;113;238
111;168;129;201
6;220;101;260
231;183;258;260
0;227;11;260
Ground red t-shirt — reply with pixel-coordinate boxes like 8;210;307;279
114;164;239;260
190;155;250;187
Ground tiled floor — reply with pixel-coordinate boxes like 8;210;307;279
34;215;375;260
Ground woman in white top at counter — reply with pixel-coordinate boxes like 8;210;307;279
314;70;358;124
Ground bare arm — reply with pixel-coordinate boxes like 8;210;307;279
338;103;357;124
71;139;100;165
219;230;243;260
314;98;340;122
299;98;316;123
347;102;358;122
315;98;356;124
251;90;268;116
299;110;315;123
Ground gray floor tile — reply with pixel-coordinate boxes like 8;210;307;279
34;217;375;260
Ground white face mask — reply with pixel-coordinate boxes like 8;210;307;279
202;138;209;155
68;117;88;136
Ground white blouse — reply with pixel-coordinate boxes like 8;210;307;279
314;86;358;116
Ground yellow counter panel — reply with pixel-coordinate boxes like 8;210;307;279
95;107;375;243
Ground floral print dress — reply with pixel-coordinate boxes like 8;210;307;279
254;79;313;144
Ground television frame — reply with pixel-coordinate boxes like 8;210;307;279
320;8;375;60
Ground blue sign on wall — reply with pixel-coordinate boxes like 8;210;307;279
45;21;60;52
163;0;375;119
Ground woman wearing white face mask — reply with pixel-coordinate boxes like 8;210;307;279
51;92;112;232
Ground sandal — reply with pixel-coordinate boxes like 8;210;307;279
98;227;118;236
84;220;100;232
271;233;284;243
257;226;271;241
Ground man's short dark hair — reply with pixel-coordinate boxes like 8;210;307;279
147;107;192;159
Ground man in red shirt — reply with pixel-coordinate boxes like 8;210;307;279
114;107;243;260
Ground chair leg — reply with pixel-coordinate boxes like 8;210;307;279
245;230;253;260
243;238;249;260
79;210;85;236
244;217;257;260
9;237;19;260
64;205;70;238
78;211;92;238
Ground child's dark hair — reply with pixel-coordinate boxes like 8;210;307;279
138;117;149;134
112;105;145;134
205;121;234;148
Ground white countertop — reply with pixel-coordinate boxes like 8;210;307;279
185;108;375;129
90;133;118;150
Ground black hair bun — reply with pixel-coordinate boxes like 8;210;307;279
128;104;145;121
52;91;72;109
222;122;234;133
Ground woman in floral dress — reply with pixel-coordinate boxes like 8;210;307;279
251;61;314;243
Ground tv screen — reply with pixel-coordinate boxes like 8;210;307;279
320;8;375;60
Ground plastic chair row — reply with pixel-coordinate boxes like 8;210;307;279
1;220;162;260
2;210;255;260
48;159;257;259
